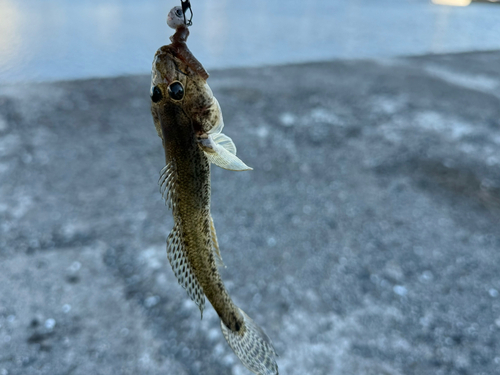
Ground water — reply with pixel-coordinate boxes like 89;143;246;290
0;0;499;83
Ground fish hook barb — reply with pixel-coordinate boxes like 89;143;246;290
181;0;193;26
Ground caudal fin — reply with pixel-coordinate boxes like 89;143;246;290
220;308;279;375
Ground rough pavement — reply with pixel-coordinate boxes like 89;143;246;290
1;51;500;375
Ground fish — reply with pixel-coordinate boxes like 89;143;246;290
149;15;279;375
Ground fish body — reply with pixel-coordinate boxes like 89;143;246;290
150;40;278;375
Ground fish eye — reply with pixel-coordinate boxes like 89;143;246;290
175;8;183;17
151;86;163;103
168;81;184;101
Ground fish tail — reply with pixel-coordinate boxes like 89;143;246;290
220;307;279;375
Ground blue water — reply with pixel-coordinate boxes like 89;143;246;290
0;0;499;83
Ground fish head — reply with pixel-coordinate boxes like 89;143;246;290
150;46;223;139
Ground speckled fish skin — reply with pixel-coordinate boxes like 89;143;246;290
151;45;241;330
150;44;279;375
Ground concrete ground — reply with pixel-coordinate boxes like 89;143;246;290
0;50;500;375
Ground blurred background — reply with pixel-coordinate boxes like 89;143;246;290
1;1;500;375
1;0;500;83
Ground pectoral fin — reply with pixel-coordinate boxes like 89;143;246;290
207;97;224;136
201;133;252;171
212;133;237;155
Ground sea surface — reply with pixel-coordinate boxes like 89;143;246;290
0;0;499;83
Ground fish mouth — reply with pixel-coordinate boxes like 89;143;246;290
151;47;189;88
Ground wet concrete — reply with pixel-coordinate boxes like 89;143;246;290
0;50;500;375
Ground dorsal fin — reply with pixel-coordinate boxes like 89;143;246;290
158;160;177;209
167;221;206;317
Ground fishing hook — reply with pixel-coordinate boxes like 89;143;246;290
181;0;193;26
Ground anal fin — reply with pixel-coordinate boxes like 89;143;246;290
167;222;205;317
210;216;225;268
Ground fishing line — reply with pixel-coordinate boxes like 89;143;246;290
180;0;193;26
